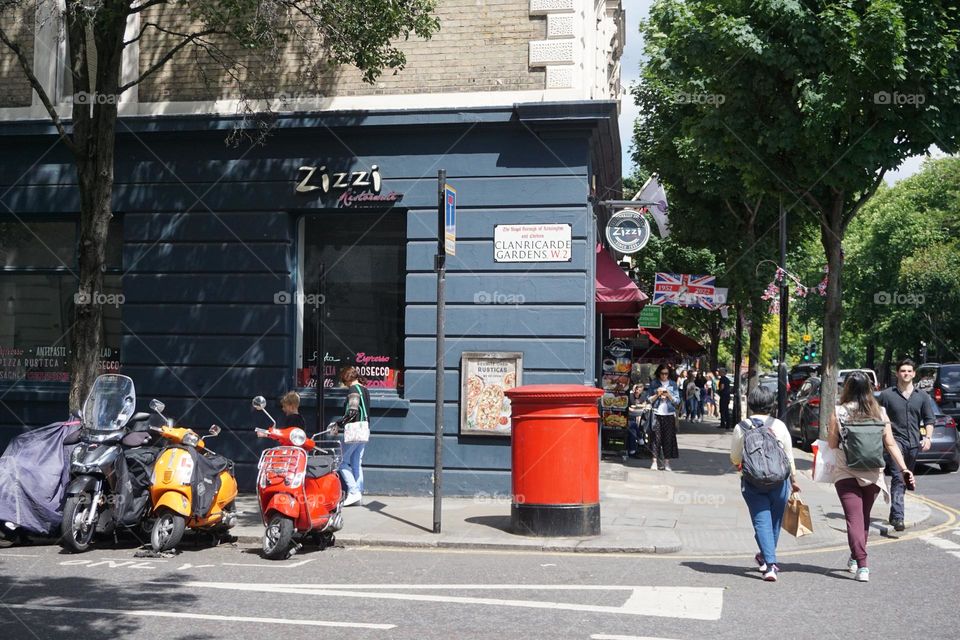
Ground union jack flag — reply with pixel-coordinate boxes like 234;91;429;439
653;273;716;309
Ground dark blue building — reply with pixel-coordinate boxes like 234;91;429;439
0;102;621;494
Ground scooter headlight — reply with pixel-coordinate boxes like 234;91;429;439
289;428;307;447
182;432;200;447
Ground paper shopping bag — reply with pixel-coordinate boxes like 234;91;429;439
782;493;814;537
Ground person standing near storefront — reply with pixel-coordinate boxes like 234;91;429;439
704;372;718;418
694;369;707;421
332;366;372;506
878;358;934;531
644;365;680;471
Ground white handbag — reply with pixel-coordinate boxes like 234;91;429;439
343;384;370;443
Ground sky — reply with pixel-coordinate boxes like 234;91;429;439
617;0;946;189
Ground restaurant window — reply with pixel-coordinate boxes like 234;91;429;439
297;211;406;393
0;219;123;383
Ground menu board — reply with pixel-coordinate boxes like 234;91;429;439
601;341;632;428
460;352;522;436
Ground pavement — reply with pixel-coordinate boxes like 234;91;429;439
228;415;932;555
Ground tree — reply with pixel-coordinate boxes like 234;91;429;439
0;0;439;411
635;0;960;436
631;38;783;393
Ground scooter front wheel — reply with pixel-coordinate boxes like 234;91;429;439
60;492;97;553
151;509;186;552
262;514;294;560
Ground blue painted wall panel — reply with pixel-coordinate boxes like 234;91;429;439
405;273;588;304
405;337;587;370
405;305;587;337
407;207;590;241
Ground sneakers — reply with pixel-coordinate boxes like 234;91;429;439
755;553;768;573
856;567;870;582
664;462;673;472
342;492;362;507
763;564;779;582
650;460;659;470
847;557;858;574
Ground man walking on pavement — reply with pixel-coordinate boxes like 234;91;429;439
878;358;935;531
718;368;732;430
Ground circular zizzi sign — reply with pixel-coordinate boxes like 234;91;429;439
605;209;651;254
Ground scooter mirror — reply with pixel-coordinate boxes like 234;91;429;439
252;396;267;411
208;424;221;436
149;399;165;414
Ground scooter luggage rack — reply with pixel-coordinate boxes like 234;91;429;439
258;446;307;478
311;440;342;469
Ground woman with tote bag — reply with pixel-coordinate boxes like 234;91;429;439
332;366;372;506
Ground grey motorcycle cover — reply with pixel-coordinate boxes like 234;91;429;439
0;421;81;535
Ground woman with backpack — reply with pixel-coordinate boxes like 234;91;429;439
730;386;799;582
826;371;915;582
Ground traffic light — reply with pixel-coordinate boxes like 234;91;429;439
809;342;818;360
802;345;811;361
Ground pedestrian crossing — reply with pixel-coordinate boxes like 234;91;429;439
919;527;960;560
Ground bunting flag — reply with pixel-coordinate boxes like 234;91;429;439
633;175;671;238
761;266;829;314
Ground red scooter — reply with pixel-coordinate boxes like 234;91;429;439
252;395;343;559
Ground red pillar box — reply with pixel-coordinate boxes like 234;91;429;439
504;384;604;537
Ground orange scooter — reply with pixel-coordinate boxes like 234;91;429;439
147;399;238;551
252;395;343;559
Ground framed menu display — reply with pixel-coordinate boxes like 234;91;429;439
460;352;523;436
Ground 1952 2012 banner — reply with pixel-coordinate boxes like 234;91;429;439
460;352;523;436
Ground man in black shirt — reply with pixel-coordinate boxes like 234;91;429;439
878;358;935;531
717;368;732;430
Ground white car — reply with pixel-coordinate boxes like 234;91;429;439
838;368;879;390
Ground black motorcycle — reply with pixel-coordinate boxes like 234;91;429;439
60;374;160;553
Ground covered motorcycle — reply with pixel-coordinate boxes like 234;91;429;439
0;418;82;538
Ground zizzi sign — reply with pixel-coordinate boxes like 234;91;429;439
295;164;403;207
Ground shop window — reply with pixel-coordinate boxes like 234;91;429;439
0;219;123;383
297;211;406;393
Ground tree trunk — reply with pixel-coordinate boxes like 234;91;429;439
66;3;127;413
817;204;845;439
708;317;721;371
865;339;875;371
746;307;764;394
879;344;894;388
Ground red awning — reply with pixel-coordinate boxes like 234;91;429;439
652;323;704;354
605;319;702;354
595;244;648;315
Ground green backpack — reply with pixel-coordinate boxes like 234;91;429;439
839;414;886;470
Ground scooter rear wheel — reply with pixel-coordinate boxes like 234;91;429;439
151;509;186;552
60;492;96;553
262;514;294;560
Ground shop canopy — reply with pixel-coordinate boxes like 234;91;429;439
607;320;704;355
595;244;648;315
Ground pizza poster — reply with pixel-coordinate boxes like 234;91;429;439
460;352;523;436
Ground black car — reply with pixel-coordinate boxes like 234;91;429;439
917;363;960;420
916;395;960;473
784;376;823;447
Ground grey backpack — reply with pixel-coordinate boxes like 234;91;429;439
838;414;886;470
740;418;791;490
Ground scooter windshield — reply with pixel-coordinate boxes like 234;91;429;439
82;374;136;432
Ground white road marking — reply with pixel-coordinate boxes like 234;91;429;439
171;582;724;621
0;603;394;630
0;553;40;558
222;558;314;568
592;636;681;640
919;535;960;550
951;528;960;537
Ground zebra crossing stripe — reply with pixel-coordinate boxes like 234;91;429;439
919;535;960;550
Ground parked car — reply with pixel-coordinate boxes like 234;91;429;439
789;363;820;395
838;368;878;390
784;376;824;447
916;395;959;473
916;363;960;420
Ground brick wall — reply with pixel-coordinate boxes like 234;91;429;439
137;0;545;103
0;3;35;108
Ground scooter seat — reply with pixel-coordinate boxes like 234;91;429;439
306;454;336;478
